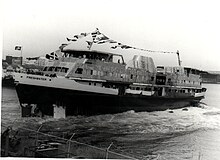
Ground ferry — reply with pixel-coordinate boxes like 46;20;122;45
14;29;206;116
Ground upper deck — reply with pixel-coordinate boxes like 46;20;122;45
39;29;203;89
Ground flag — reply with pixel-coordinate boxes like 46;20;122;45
66;37;77;41
97;40;109;44
80;32;87;36
74;35;79;39
121;45;132;49
109;40;117;43
99;34;109;41
15;46;22;50
86;41;93;49
74;35;84;39
46;52;58;60
91;28;101;35
111;46;117;49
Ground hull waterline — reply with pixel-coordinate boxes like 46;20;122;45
15;83;204;116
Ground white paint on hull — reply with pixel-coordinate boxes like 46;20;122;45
125;89;154;96
14;73;118;95
195;92;205;97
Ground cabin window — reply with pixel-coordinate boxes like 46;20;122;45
144;87;152;91
48;67;55;71
55;67;62;72
90;70;93;75
184;80;186;83
75;68;83;74
43;67;48;71
136;87;140;90
61;67;69;73
151;77;154;81
94;83;96;86
131;74;133;79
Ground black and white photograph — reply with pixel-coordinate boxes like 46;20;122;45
1;0;220;159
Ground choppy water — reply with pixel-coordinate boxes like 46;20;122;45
1;84;220;159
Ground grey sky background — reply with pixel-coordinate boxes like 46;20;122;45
2;0;220;71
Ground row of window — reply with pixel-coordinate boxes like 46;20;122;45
43;66;69;73
77;78;203;94
167;78;200;85
167;88;202;93
129;86;203;93
130;87;153;91
179;79;198;84
75;68;152;81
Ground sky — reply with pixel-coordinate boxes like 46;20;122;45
2;0;220;71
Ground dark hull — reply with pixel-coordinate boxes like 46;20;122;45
15;84;204;116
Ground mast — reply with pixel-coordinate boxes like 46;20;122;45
177;50;181;66
21;46;23;66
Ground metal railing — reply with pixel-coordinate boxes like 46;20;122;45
1;124;137;159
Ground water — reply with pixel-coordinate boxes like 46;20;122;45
1;84;220;159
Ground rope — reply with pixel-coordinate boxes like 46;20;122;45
67;28;177;55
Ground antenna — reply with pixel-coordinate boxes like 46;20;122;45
177;50;181;66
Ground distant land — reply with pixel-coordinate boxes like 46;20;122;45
208;71;220;74
201;71;220;84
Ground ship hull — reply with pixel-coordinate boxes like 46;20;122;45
15;83;204;116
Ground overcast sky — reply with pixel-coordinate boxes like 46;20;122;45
2;0;220;71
